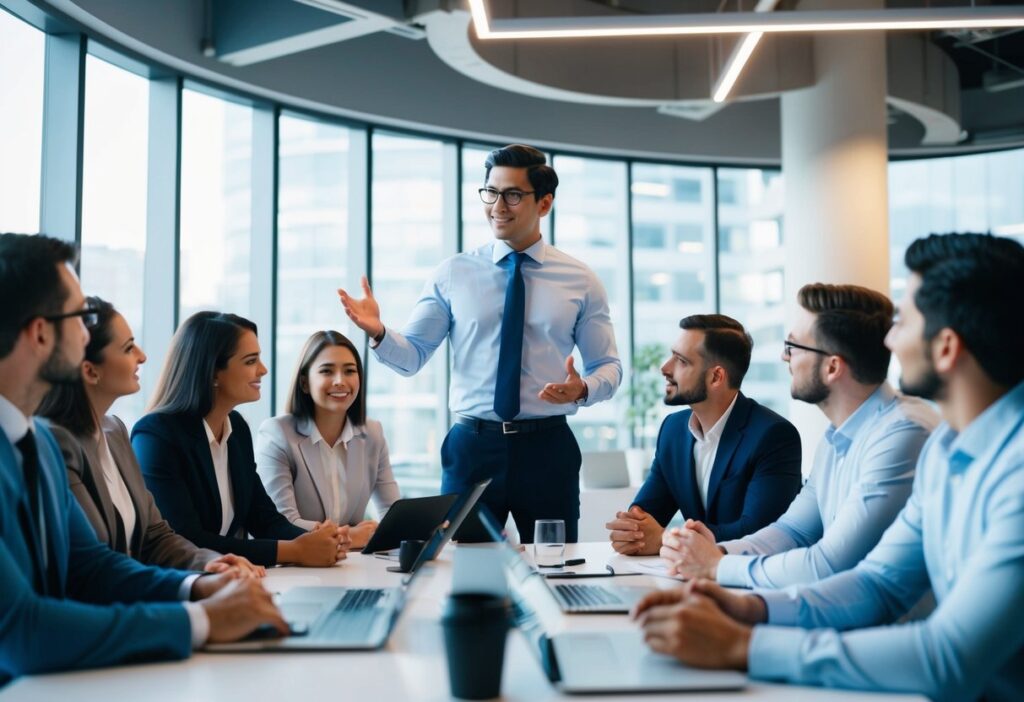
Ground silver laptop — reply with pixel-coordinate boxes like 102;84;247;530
479;511;746;694
207;481;492;652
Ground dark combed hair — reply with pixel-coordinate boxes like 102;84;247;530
798;283;894;384
679;314;753;389
147;311;258;416
37;297;117;435
286;330;366;426
484;144;559;199
905;232;1024;388
0;233;78;359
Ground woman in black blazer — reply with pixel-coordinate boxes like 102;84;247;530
132;311;348;567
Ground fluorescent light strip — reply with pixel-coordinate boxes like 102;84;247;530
468;4;1024;40
713;31;763;103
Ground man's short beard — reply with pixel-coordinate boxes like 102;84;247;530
665;377;709;407
39;325;80;386
899;358;944;401
791;356;830;405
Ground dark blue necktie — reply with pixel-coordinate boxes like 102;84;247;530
494;252;526;421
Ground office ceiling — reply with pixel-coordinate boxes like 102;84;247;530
34;0;1024;163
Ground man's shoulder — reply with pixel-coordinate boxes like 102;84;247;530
742;395;795;432
657;410;693;441
543;243;598;274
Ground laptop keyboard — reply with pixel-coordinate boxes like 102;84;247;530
553;584;624;609
311;589;386;641
334;588;385;612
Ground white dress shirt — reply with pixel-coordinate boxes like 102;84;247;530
309;420;357;524
203;417;236;537
689;394;738;510
96;429;137;551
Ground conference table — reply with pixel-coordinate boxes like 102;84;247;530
3;543;925;702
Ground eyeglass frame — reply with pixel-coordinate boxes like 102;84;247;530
478;187;537;206
782;339;833;359
38;307;100;328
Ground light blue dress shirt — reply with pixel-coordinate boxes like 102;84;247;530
372;238;622;421
748;381;1024;702
717;384;938;588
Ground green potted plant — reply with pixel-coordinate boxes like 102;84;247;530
625;342;665;482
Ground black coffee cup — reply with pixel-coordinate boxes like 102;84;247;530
441;593;510;700
398;539;426;573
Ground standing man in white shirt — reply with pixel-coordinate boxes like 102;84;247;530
339;145;622;542
660;283;938;587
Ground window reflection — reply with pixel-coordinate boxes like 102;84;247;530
80;54;150;427
0;9;44;233
275;114;352;410
717;168;789;416
370;133;447;495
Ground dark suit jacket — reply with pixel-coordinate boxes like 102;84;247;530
631;393;802;541
0;418;190;683
51;415;220;571
132;410;304;566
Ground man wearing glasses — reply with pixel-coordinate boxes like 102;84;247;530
659;283;938;588
0;233;286;683
339;144;621;542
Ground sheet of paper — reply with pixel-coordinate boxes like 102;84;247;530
606;553;683;580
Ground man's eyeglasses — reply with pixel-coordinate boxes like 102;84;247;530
42;307;99;328
783;339;832;359
478;187;536;206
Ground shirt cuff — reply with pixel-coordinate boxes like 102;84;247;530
716;554;754;588
748;625;807;682
178;573;202;601
182;602;211;649
370;326;394;353
575;376;596;407
758;588;801;625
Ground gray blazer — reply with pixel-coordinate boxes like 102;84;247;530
52;415;220;571
256;415;400;530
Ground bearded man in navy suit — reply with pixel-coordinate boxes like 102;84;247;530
607;314;802;556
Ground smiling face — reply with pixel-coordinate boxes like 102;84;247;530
86;312;147;400
660;329;710;407
213;329;267;408
886;273;944;400
483;165;552;250
785;306;830;405
302;344;361;420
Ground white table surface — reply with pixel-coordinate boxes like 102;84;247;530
2;543;925;702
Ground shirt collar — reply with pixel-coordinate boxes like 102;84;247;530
689;393;739;444
310;419;356;449
203;416;233;447
0;393;31;445
944;380;1024;474
824;383;893;458
492;236;547;266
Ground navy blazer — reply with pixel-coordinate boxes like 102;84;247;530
133;410;304;567
631;393;802;541
0;419;190;684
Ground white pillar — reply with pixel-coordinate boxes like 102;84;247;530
781;1;890;472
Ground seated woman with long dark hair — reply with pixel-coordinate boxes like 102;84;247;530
38;296;261;576
256;330;400;550
132;311;348;567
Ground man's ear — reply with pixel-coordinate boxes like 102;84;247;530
931;327;961;374
23;317;54;358
824;355;844;383
537;193;555;217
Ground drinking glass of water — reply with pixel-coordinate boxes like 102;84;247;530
533;519;566;567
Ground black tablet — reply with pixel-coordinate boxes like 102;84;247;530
361;493;459;554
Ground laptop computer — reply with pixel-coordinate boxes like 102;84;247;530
414;478;492;562
478;510;747;693
361;492;459;554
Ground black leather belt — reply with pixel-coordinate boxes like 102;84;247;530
454;414;567;435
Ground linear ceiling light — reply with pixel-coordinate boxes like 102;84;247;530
468;2;1024;40
713;31;763;103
